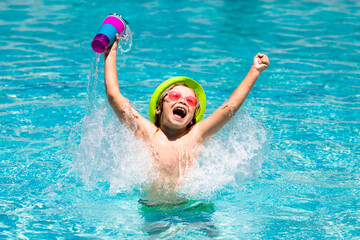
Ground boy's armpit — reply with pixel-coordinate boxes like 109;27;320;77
132;113;157;142
109;96;156;141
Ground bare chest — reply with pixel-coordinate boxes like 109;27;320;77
149;134;199;181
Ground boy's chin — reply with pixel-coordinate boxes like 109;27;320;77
168;116;191;128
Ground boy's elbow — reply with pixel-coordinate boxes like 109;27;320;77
106;91;121;103
106;92;115;101
106;94;122;108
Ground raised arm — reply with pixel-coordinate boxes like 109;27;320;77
195;53;270;144
104;34;156;139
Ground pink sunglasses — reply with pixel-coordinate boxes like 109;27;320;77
165;90;199;108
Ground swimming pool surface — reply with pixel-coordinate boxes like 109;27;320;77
1;0;359;239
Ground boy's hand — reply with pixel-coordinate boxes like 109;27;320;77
253;53;270;73
104;33;120;58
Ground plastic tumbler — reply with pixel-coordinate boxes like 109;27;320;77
91;13;128;53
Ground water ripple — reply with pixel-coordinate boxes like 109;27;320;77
0;0;359;238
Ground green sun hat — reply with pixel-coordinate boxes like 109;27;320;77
148;76;206;123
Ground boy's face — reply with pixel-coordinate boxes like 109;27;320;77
158;85;197;130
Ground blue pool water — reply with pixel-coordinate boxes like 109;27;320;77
1;0;359;238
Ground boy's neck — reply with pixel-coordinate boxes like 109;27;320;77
159;125;188;141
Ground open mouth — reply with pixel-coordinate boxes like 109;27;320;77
172;106;187;119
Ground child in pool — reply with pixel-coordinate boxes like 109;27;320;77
104;34;269;204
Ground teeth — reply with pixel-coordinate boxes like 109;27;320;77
173;106;187;118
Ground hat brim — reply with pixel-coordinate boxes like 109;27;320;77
148;76;206;123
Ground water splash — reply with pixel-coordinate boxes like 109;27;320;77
73;106;153;192
69;53;269;200
178;111;269;199
118;23;132;53
69;53;151;193
71;106;268;199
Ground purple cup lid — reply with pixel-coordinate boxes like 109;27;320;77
91;34;110;53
